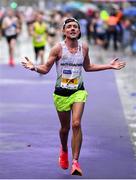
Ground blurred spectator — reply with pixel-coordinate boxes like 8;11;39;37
79;17;88;41
105;11;119;51
1;8;20;66
91;11;107;47
47;12;58;47
131;21;136;54
25;7;36;36
122;18;132;49
29;10;47;64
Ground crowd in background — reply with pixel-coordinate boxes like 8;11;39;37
0;1;136;65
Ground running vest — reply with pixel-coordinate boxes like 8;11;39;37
4;23;17;36
54;41;85;96
3;17;18;37
33;21;47;47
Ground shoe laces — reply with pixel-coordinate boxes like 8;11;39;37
72;160;80;169
60;149;68;159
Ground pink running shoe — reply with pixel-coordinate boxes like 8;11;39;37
9;58;15;66
59;147;69;169
71;160;82;176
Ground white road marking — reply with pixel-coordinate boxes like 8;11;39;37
0;102;53;109
129;124;136;128
0;79;55;85
132;132;136;137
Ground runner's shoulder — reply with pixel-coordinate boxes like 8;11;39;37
82;41;89;51
81;41;89;57
51;43;61;52
50;43;62;59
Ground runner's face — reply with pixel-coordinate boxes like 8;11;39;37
63;21;80;39
7;9;14;17
37;14;43;22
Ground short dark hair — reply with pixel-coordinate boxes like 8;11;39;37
63;18;81;39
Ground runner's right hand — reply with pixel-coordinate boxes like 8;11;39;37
21;57;35;70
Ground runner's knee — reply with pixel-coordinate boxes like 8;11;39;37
72;120;81;129
60;127;70;134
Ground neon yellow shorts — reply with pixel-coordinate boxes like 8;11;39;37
53;90;88;112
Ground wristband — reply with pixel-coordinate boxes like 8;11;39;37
33;65;38;72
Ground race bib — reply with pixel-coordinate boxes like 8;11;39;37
5;25;16;36
60;68;80;89
36;35;43;42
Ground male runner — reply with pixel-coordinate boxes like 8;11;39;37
30;11;47;65
22;18;126;176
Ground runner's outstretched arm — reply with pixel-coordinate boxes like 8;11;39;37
21;44;60;74
83;43;126;71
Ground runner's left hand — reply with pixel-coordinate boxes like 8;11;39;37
110;58;126;70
